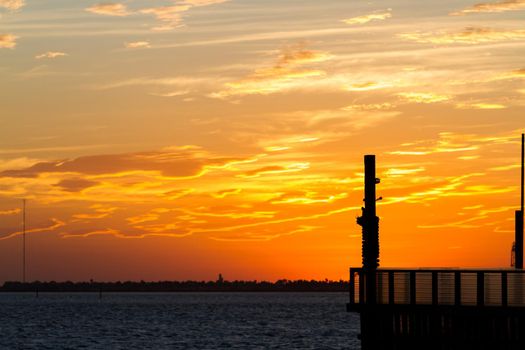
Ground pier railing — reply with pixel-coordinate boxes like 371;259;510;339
349;268;525;308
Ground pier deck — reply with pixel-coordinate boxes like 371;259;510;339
348;268;525;350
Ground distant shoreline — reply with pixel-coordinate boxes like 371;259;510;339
0;280;350;293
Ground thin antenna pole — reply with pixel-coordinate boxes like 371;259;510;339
518;134;525;269
516;135;524;269
521;134;525;216
22;199;26;283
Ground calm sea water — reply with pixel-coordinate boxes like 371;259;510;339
0;292;361;349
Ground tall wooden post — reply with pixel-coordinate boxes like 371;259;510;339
357;155;380;304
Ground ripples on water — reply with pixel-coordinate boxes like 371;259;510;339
0;292;360;349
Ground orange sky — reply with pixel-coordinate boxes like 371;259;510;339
0;0;524;282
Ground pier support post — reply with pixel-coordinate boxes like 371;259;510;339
432;272;438;306
516;211;523;269
477;272;485;307
455;272;461;306
357;155;380;305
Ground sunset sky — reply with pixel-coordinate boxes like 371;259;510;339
0;0;524;282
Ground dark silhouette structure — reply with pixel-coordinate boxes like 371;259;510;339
348;135;525;350
515;134;524;269
356;155;380;306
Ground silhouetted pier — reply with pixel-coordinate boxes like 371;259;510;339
348;268;525;349
348;139;525;350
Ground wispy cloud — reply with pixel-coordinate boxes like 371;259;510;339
0;144;114;155
212;44;333;98
140;0;230;31
342;10;391;25
270;191;347;205
456;102;507;109
211;188;242;199
127;208;170;225
35;51;68;59
85;3;130;17
150;90;191;97
418;216;489;229
0;218;65;241
489;163;521;171
494;68;525;80
0;208;21;216
399;27;525;44
84;1;231;31
451;0;525;15
388;132;479;156
346;81;393;91
384;167;426;178
291;107;401;130
140;5;190;31
387;131;517;157
182;0;230;6
0;34;17;48
72;205;117;220
0;0;24;10
238;163;310;178
397;92;451;103
125;41;151;49
0;147;243;179
151;27;382;49
97;76;211;98
343;103;395;111
55;178;99;192
61;227;192;240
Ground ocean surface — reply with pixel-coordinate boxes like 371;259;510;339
0;292;361;349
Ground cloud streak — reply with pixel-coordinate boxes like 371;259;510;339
139;5;190;31
456;102;507;109
342;10;391;25
35;51;68;59
140;0;230;31
397;92;451;103
0;148;243;179
0;34;17;48
451;0;525;15
85;3;130;17
0;218;65;241
0;0;24;10
0;208;21;216
125;41;151;49
212;44;333;98
399;27;525;44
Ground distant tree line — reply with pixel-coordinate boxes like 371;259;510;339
1;279;349;292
